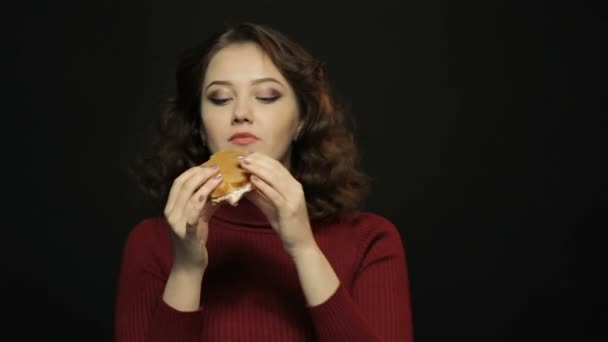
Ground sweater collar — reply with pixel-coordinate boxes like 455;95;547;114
212;196;273;228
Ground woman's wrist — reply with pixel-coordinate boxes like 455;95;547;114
290;242;340;306
164;266;205;312
289;242;321;261
286;237;320;260
171;258;207;276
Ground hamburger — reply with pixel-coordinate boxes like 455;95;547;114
202;149;253;206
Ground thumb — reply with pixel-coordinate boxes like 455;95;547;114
200;200;221;222
246;189;274;215
197;215;209;245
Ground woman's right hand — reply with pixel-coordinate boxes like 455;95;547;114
163;163;223;271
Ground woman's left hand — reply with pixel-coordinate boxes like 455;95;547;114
238;151;316;257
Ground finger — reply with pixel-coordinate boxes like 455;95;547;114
186;172;224;224
165;165;205;214
245;187;274;216
249;174;285;207
200;199;222;223
173;166;219;218
199;202;222;243
186;201;221;245
248;153;304;200
240;152;288;176
238;154;287;198
197;215;209;245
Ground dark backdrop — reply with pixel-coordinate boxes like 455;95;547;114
5;1;601;341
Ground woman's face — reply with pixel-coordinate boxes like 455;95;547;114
200;42;302;169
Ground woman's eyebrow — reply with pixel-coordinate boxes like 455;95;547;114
205;77;284;90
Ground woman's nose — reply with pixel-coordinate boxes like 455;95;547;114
231;99;253;123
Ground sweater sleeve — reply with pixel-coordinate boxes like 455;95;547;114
114;218;204;342
308;215;414;341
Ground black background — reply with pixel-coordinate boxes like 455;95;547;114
4;1;602;341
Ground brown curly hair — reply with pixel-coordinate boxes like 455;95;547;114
129;22;370;223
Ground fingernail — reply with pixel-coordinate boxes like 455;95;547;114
237;157;250;165
214;173;223;179
246;150;254;155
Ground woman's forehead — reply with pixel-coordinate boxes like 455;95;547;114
205;43;283;84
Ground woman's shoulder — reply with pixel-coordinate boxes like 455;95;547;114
127;216;169;242
328;211;409;262
342;211;399;231
335;211;405;244
115;216;173;275
120;217;172;263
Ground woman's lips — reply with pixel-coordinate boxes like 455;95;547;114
231;137;258;145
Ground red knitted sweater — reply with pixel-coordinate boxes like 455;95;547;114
114;198;414;341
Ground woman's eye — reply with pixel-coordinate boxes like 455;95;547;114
257;96;281;103
209;98;230;105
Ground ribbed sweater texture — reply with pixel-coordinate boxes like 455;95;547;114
115;199;414;341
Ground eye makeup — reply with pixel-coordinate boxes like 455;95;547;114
206;88;283;105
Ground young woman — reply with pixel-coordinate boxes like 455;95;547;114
115;22;414;342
